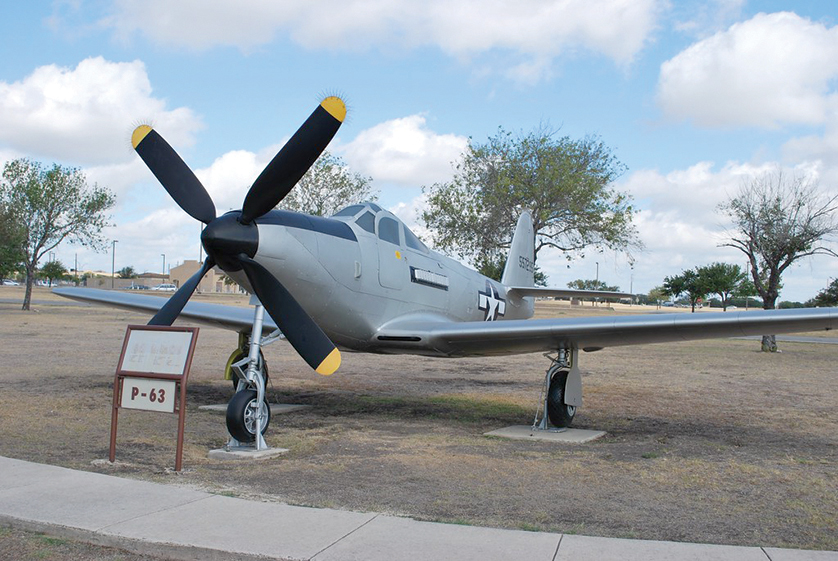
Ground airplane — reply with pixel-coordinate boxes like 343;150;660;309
55;96;838;448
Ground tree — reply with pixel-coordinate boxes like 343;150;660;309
810;279;838;307
39;260;68;287
662;269;707;312
475;254;548;286
0;203;25;281
117;266;137;279
278;151;377;217
648;286;667;308
0;159;115;310
697;262;746;311
719;170;838;351
422;125;641;274
567;278;622;304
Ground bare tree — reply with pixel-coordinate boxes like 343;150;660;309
718;170;838;351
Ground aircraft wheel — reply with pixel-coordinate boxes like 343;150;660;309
547;369;576;428
228;350;269;390
226;389;271;442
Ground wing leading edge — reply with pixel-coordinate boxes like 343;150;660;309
53;287;274;333
373;307;838;357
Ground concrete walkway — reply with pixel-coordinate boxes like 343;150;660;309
0;456;835;561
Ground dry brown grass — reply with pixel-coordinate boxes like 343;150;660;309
1;286;836;550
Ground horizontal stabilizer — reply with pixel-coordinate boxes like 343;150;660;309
507;286;633;300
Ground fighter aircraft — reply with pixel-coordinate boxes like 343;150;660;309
55;96;838;446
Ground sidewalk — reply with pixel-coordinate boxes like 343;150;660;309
0;456;834;561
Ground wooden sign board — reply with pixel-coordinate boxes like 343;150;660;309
110;325;199;471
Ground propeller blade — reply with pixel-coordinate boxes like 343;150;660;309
237;254;340;375
132;126;217;224
240;97;346;224
148;257;216;326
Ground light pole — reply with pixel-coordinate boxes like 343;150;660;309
595;262;599;284
111;240;118;289
49;252;55;263
630;266;634;306
161;254;166;279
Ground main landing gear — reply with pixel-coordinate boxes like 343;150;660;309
535;348;583;430
225;301;284;450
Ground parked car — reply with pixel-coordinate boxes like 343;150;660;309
129;283;150;290
151;283;177;292
2;280;20;286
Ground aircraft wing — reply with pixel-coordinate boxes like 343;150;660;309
53;287;273;333
373;307;838;356
507;286;633;300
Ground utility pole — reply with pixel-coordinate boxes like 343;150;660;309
111;240;118;289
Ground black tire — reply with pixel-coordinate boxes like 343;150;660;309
226;389;271;442
546;369;576;428
230;351;269;390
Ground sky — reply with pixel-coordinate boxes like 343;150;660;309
3;0;838;302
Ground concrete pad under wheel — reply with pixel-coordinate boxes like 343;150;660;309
208;445;289;461
484;425;606;443
198;403;311;414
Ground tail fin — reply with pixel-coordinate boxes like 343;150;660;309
501;211;535;287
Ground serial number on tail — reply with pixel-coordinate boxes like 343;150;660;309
519;256;535;273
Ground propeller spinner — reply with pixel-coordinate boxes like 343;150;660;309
133;97;346;375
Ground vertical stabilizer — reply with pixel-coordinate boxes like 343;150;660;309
502;211;535;287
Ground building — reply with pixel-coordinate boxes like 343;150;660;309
169;260;245;293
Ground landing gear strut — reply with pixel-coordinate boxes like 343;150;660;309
225;301;283;450
535;348;583;430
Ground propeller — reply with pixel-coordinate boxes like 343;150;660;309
148;256;215;326
133;97;346;375
241;97;346;223
238;255;340;375
132;126;217;224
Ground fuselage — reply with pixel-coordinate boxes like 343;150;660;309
223;203;534;352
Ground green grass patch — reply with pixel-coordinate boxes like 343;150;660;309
323;393;530;424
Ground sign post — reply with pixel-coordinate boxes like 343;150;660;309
110;325;199;471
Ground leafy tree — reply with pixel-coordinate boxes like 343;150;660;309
422;125;641;274
719;170;838;351
0;159;115;310
734;279;759;308
810;278;838;307
567;279;621;304
662;269;708;312
0;203;25;281
648;286;667;308
39;260;68;287
278;151;377;217
697;262;746;311
476;254;547;286
567;279;620;292
117;266;137;279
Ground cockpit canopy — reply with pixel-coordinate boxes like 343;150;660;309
333;202;429;253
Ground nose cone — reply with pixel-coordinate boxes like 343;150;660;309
201;212;258;271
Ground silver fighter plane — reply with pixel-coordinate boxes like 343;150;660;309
55;97;838;444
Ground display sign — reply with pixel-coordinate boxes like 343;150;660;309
121;329;195;375
120;377;177;413
110;325;199;471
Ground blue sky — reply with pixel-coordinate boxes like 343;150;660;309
2;1;838;302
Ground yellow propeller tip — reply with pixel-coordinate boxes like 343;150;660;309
320;96;347;123
131;125;153;149
315;348;341;376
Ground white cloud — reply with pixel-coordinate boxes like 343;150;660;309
341;115;467;187
96;0;661;81
0;57;203;165
658;12;838;128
